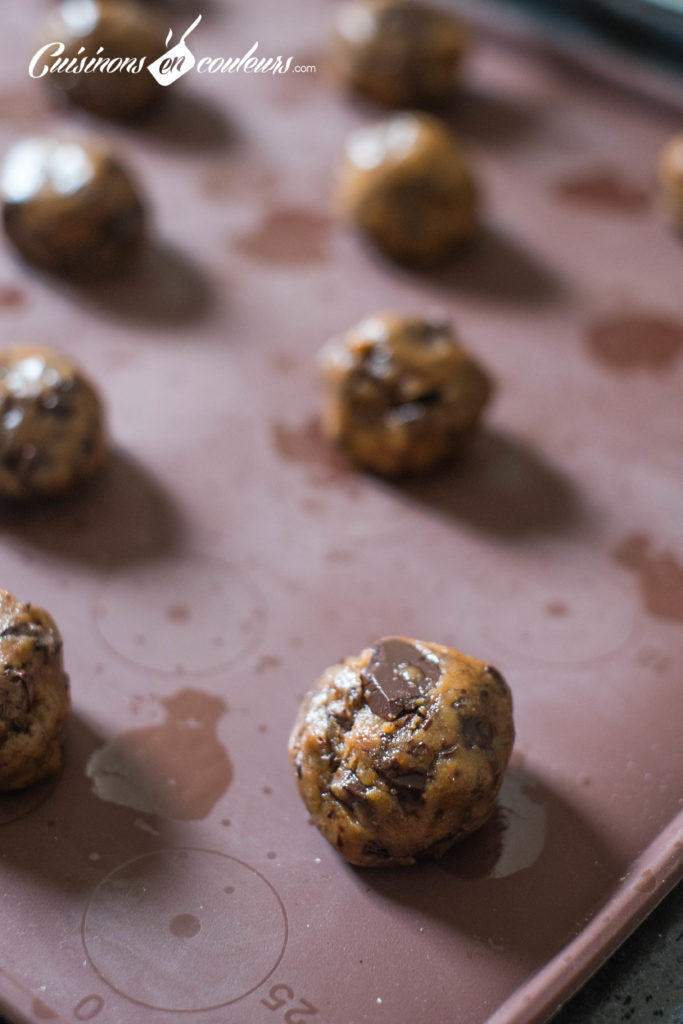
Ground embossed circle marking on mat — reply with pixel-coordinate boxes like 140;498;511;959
82;848;287;1011
481;566;635;664
93;557;265;675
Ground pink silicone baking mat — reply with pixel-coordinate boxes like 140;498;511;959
0;2;682;1023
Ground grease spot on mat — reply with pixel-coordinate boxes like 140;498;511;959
442;772;546;879
202;159;276;202
553;170;649;213
614;534;683;624
234;208;330;265
586;313;683;372
166;602;191;623
86;690;231;820
82;849;287;1012
94;556;264;675
271;417;353;486
0;285;24;308
255;654;281;674
482;565;635;664
271;351;298;375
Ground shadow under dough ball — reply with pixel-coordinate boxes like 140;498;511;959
337;111;478;265
0;345;107;499
319;312;491;476
42;0;167;120
333;0;467;109
657;133;683;232
2;136;147;278
0;589;70;792
289;636;514;867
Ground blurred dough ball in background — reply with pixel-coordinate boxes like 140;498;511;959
2;136;148;279
41;0;167;120
337;111;479;265
0;345;107;499
332;0;467;109
319;312;491;476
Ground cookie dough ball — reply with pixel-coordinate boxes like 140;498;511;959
333;0;467;109
0;346;107;499
42;0;166;120
319;312;491;476
0;589;70;791
2;137;147;278
657;133;683;231
289;637;514;867
337;111;478;265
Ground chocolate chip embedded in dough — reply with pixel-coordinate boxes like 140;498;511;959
362;839;391;859
460;715;494;750
361;637;441;720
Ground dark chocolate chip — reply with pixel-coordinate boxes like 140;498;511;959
383;769;428;794
376;756;428;795
362;839;390;859
330;709;353;730
484;665;508;695
409;319;450;343
1;621;43;641
361;637;441;720
1;666;33;707
407;740;428;755
412;390;441;407
460;716;493;750
342;774;368;801
40;384;76;419
1;621;59;658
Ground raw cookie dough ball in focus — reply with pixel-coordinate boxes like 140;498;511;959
337;111;478;265
0;346;107;499
333;0;467;109
2;137;147;278
289;637;514;867
319;312;491;476
42;0;166;120
657;133;683;231
0;589;70;791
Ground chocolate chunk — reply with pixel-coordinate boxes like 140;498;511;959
2;666;33;707
1;621;43;640
484;665;508;696
40;384;76;419
2;444;39;484
361;839;390;859
381;769;428;794
341;773;368;801
376;755;428;795
330;709;353;731
460;716;493;749
361;637;441;720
